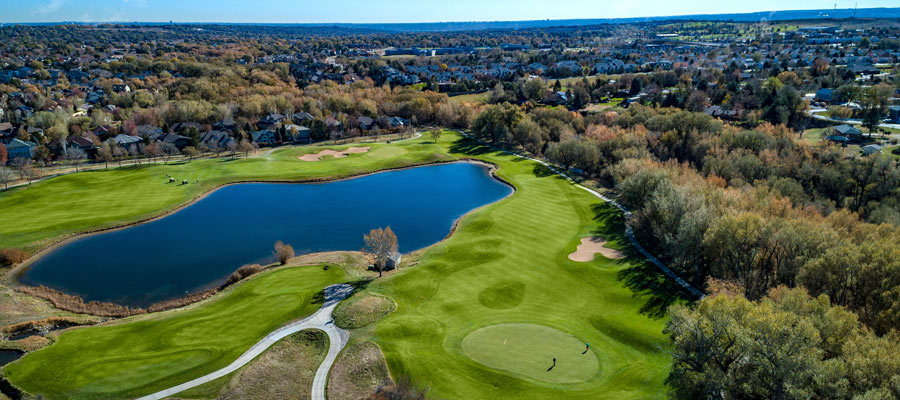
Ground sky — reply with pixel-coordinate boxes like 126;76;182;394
1;0;897;24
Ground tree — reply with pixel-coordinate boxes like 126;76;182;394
238;141;255;158
96;143;114;169
0;143;7;165
545;138;599;172
0;166;14;190
273;240;294;265
429;130;442;144
471;103;523;144
363;226;398;277
828;106;853;121
66;146;87;172
17;161;39;185
182;146;199;161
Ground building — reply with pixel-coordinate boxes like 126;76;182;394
833;124;862;138
283;124;310;143
890;106;900;123
815;88;834;103
862;144;883;156
6;138;36;160
250;129;277;145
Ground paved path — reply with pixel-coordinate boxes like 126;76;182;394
136;284;354;400
808;109;900;130
460;132;705;298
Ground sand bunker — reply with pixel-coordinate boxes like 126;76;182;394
299;146;370;161
568;237;625;262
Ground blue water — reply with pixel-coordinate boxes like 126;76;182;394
21;162;512;307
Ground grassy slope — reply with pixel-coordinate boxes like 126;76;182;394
4;133;671;399
3;266;345;399
0;137;455;252
369;142;671;399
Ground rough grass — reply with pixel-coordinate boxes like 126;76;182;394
333;293;396;329
218;329;328;400
3;265;345;399
327;341;392;400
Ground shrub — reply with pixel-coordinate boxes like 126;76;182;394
0;248;28;265
225;264;263;286
274;241;294;265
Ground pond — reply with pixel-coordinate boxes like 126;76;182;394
21;162;512;307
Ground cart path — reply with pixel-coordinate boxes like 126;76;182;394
136;283;354;400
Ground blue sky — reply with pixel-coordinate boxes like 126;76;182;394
1;0;897;23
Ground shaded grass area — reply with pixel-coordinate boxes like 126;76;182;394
3;266;344;399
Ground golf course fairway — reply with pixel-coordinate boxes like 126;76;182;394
2;133;672;399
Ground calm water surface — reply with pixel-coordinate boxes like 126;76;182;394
21;162;512;307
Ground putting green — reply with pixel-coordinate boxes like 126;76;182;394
462;323;599;384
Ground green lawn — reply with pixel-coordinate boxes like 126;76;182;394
0;135;457;252
3;265;345;399
3;133;673;399
448;91;489;104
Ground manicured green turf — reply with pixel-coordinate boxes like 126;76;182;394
0;134;456;252
461;323;599;384
3;265;345;399
368;142;671;399
4;133;672;399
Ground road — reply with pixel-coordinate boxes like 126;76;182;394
136;283;354;400
808;108;900;130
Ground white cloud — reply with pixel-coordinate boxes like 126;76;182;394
124;0;148;7
35;0;66;15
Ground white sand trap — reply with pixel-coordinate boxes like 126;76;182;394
568;237;625;262
299;146;370;161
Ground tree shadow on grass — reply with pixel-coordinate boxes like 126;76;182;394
591;203;694;319
448;137;496;156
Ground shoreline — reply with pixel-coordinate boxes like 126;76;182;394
7;158;515;315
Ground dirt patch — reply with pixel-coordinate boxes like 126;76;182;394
218;330;327;400
327;341;391;400
568;237;625;262
298;146;370;161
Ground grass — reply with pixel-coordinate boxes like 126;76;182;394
3;132;674;399
461;323;599;384
327;341;392;400
3;265;345;399
448;91;489;104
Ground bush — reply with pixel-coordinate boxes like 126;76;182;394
274;241;294;265
225;264;263;286
0;248;28;265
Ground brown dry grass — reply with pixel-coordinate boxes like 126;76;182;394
327;341;392;400
218;330;327;400
298;147;370;161
333;294;395;329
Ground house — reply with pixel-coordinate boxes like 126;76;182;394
833;124;862;138
157;133;193;150
325;117;343;132
6;138;36;160
112;84;131;93
212;119;237;132
113;134;144;152
357;116;375;131
387;117;408;128
257;113;286;129
0;122;13;138
200;130;235;149
825;135;851;145
385;250;402;271
67;135;97;156
283;124;310;143
546;91;569;106
890;106;900;123
862;144;883;156
170;122;204;135
292;112;314;125
136;125;162;137
815;88;834;103
250;129;277;145
92;125;113;140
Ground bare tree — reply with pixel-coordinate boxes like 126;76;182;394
17;161;39;185
238;141;255;158
273;240;294;265
227;140;238;159
66;146;87;172
430;130;442;143
0;166;14;190
363;226;398;277
160;142;179;164
182;146;199;162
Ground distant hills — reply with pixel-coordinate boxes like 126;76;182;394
3;7;899;32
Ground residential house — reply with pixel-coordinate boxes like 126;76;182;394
815;88;835;103
283;124;310;143
292;112;314;125
212;119;237;132
257;113;286;129
325;117;343;133
388;117;408;128
6;138;36;160
156;133;193;150
113;134;144;152
170;122;204;135
200;130;235;149
112;84;131;93
890;106;900;123
862;144;883;156
250;129;277;146
136;125;163;137
357;116;375;131
833;124;862;138
67;135;97;156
